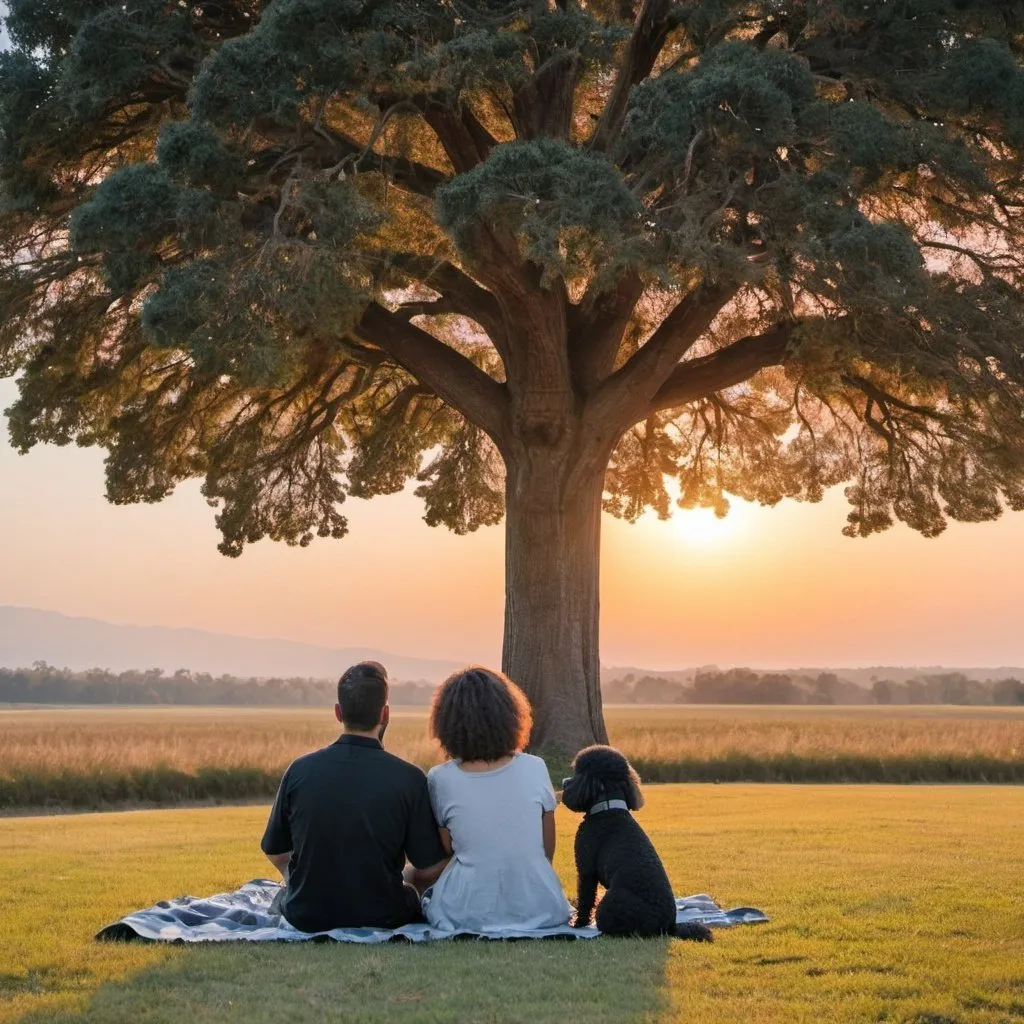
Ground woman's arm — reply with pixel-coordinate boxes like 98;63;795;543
542;811;556;862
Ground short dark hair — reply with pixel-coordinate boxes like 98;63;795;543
337;661;388;731
430;666;532;762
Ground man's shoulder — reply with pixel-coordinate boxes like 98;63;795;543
286;741;427;790
283;744;337;776
376;746;429;781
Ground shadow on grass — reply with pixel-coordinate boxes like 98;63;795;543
15;937;672;1024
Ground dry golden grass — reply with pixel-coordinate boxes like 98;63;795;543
1;704;1021;778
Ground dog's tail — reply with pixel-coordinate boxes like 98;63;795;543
675;921;714;942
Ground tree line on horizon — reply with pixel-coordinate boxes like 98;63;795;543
2;663;1022;708
607;668;1024;706
0;663;435;707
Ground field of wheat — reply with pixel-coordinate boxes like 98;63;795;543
3;704;1022;774
2;704;1022;809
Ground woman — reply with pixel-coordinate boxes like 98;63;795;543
409;666;571;933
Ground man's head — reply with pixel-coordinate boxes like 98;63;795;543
335;661;389;737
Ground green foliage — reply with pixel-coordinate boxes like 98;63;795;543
3;0;111;53
0;50;58;209
437;139;642;284
622;42;816;172
941;37;1024;143
156;120;242;190
415;420;504;533
70;164;179;292
191;31;303;127
58;1;197;121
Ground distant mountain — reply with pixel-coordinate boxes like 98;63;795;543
3;606;1021;688
0;606;465;682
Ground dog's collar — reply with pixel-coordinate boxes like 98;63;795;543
587;799;629;816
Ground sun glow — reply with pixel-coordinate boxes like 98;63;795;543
669;506;742;546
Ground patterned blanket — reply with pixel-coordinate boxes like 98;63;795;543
96;880;769;943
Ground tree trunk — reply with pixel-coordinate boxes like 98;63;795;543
502;446;610;754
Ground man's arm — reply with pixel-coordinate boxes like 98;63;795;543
402;772;451;892
266;851;291;880
404;826;451;892
261;767;293;880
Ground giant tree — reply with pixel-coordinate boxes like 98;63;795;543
3;0;1024;751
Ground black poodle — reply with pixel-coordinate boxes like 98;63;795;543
561;745;713;942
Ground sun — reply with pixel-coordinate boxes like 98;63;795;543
669;505;742;546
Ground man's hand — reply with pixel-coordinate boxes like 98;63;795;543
404;858;449;894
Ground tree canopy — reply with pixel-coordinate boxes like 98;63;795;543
3;0;1024;546
3;1;1024;746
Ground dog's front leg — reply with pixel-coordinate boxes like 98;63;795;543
573;871;599;928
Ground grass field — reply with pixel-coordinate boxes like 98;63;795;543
2;785;1023;1023
2;705;1023;810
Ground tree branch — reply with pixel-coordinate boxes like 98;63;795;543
648;321;795;415
370;93;498;174
587;281;737;432
840;374;946;421
511;52;582;140
421;100;498;173
568;271;646;393
590;0;678;152
394;297;463;320
354;303;508;440
259;118;450;197
387;254;510;361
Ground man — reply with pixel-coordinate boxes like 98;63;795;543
261;661;448;932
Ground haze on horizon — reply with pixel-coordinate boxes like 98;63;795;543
2;373;1021;672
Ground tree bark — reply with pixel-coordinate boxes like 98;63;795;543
502;445;610;754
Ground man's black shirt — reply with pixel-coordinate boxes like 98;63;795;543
261;734;446;932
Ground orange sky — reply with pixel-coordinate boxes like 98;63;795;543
1;380;1022;669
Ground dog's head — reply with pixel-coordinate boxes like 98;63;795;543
560;745;644;813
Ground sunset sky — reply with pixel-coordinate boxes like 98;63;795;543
2;373;1022;671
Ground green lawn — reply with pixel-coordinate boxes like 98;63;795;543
2;786;1023;1023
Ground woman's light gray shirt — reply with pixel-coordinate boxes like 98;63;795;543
424;753;571;932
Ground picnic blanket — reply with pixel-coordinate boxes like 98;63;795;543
96;880;768;943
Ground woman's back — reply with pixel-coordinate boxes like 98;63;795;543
425;753;570;932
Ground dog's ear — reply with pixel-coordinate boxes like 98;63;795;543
625;763;644;810
560;773;587;813
626;779;644;810
560;771;602;813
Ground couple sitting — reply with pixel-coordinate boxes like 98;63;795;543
261;660;570;933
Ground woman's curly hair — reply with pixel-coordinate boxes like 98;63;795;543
430;666;533;762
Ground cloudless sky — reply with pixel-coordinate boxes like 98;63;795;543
2;374;1022;670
